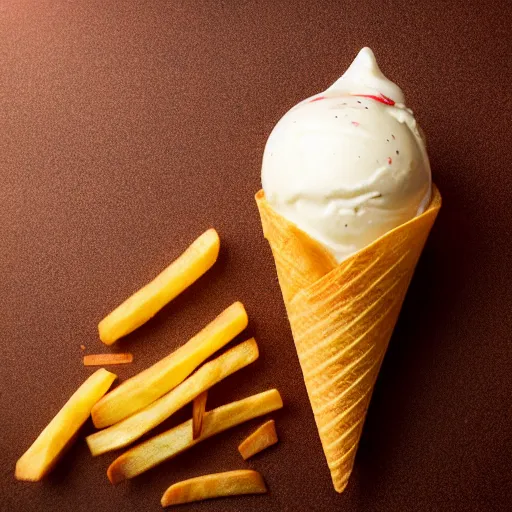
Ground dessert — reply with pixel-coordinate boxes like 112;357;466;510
262;48;432;263
256;47;441;492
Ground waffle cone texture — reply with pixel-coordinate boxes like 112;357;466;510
256;185;441;492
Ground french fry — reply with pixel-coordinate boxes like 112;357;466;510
99;228;220;345
161;470;267;507
192;390;208;440
91;301;248;428
87;338;258;455
107;389;283;484
15;369;116;481
83;353;133;366
238;419;278;460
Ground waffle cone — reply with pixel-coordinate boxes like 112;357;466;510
256;185;441;492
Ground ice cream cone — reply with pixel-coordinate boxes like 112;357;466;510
256;185;441;493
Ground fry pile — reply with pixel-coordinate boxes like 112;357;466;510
15;229;282;508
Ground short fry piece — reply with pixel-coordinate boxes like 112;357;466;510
192;391;208;440
15;369;116;481
238;420;278;460
87;338;259;455
92;301;248;428
107;389;283;484
99;228;220;345
83;353;133;366
161;470;267;507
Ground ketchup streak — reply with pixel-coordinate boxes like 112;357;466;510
309;96;326;103
353;93;395;106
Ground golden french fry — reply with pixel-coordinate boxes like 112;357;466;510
107;389;283;484
91;302;248;428
83;353;133;366
192;390;208;440
87;338;258;455
15;369;116;481
99;228;220;345
161;470;267;507
238;419;278;460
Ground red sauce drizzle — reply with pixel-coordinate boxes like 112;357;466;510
387;157;392;165
309;96;326;103
352;93;395;106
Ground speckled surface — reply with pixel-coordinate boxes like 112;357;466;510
1;1;511;511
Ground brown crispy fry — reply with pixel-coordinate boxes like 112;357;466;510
238;419;278;460
192;390;208;440
161;470;267;507
83;353;133;366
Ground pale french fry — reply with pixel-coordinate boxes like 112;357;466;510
107;389;283;484
161;470;267;507
92;302;248;428
238;419;278;460
99;228;220;345
83;353;133;366
87;338;258;455
15;369;116;481
192;390;208;440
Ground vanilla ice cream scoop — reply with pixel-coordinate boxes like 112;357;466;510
261;47;432;262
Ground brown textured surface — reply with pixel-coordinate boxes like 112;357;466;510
1;1;511;511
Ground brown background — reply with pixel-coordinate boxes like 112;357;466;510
1;1;511;511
